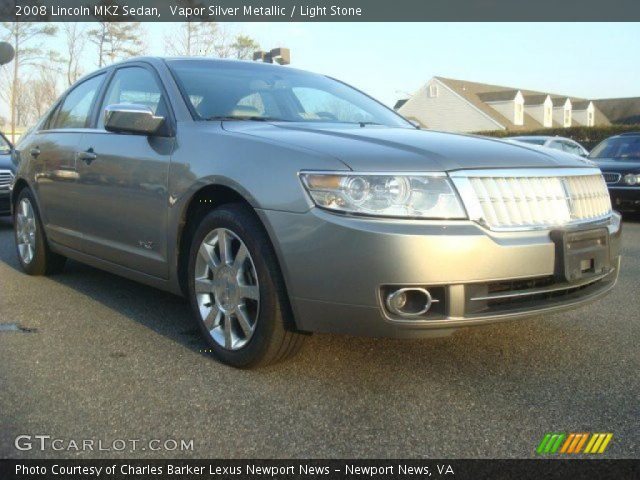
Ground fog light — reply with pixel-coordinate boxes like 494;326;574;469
389;291;407;311
386;288;432;317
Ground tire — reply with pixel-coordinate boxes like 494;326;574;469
187;203;306;368
14;188;66;276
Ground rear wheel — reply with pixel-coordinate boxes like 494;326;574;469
14;188;66;275
187;204;305;368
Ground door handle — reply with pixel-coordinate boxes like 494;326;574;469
30;147;40;158
76;149;97;165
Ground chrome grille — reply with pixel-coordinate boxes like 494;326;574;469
0;170;13;190
451;168;612;230
602;172;621;184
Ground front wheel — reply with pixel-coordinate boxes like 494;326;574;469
187;204;306;368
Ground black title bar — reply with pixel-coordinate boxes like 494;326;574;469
2;0;640;22
1;459;639;480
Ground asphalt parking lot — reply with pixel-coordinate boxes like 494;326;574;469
0;215;638;459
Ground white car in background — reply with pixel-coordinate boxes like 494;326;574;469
507;136;590;157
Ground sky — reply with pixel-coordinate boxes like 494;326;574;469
1;22;639;118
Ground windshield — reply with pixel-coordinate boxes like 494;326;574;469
168;60;411;127
589;135;640;160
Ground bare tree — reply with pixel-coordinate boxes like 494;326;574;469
62;23;87;86
105;22;145;64
26;61;61;121
212;24;234;58
164;23;260;60
88;21;145;67
88;22;108;67
165;22;228;57
164;22;219;56
0;22;57;142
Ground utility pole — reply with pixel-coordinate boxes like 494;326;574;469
0;42;16;137
253;47;290;65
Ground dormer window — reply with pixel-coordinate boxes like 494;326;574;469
540;95;553;127
513;91;524;125
514;102;524;125
544;105;552;127
587;103;595;126
428;84;438;98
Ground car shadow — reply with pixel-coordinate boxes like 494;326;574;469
43;261;208;352
0;216;204;355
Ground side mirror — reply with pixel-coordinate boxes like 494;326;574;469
104;104;167;136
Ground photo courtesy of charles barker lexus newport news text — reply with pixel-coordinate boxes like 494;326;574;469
0;1;638;479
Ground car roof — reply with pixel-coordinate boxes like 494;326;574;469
65;55;314;99
135;56;310;75
71;56;316;88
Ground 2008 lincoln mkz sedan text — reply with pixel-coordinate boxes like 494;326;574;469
10;58;621;367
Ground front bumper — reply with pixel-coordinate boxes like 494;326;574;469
261;208;621;338
608;186;640;211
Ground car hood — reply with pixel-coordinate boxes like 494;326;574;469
591;158;640;171
222;122;591;171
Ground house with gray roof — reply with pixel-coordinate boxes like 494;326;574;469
396;76;610;132
593;97;640;125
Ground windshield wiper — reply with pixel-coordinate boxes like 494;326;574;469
205;115;291;122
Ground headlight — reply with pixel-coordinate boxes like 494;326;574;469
299;172;467;219
623;173;638;186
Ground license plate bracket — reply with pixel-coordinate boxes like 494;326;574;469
550;228;610;283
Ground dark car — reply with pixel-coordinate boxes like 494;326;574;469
0;131;14;215
589;132;640;212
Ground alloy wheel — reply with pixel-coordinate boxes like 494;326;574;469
194;228;260;350
16;198;37;264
